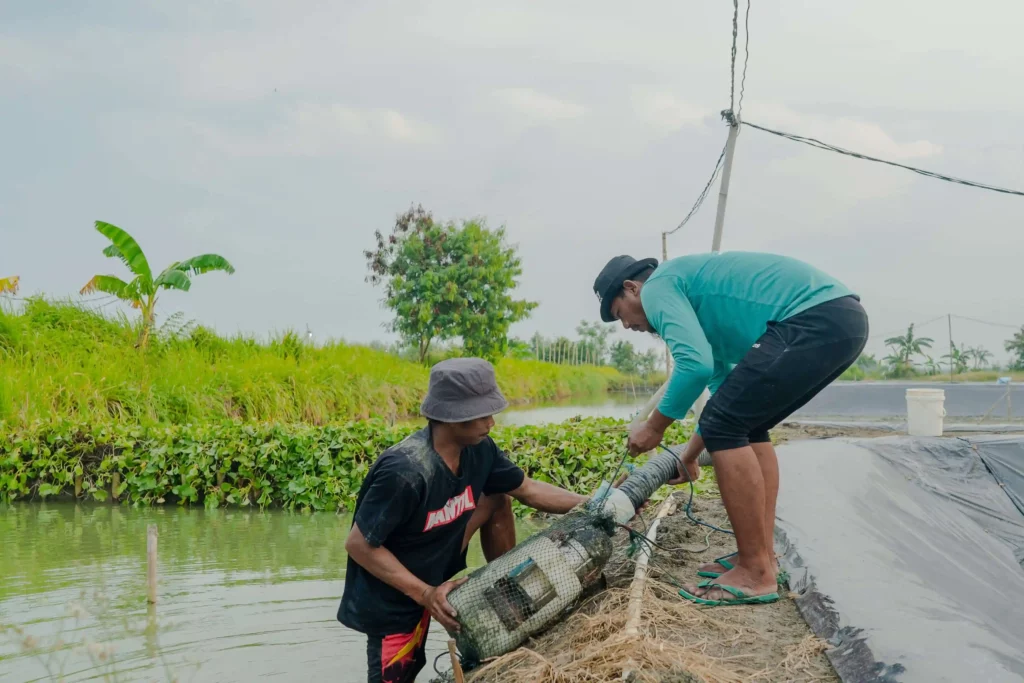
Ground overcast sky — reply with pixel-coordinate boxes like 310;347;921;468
3;1;1023;363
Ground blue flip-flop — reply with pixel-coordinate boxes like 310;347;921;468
679;580;780;607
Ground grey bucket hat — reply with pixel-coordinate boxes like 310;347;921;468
420;358;510;422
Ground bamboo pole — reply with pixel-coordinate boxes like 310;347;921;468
448;640;465;683
627;382;669;430
146;524;158;604
624;493;679;637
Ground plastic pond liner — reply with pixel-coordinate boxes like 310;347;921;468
775;434;1024;682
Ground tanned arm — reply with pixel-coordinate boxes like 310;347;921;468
507;477;587;514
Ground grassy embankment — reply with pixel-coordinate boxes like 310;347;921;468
0;300;681;511
0;299;628;426
840;365;1022;382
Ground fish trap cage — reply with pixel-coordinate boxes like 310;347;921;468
447;510;617;666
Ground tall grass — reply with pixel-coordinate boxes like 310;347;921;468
0;299;626;426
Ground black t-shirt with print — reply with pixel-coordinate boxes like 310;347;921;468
337;426;526;636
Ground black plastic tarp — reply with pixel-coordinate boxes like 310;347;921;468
775;435;1024;683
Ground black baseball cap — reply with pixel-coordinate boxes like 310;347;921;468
593;255;658;322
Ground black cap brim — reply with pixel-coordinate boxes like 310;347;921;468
599;257;658;322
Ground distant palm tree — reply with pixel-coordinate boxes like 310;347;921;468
0;275;18;295
969;346;993;370
923;356;941;376
80;221;235;347
884;324;934;376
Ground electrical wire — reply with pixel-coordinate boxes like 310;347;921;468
658;444;733;536
741;120;1024;198
729;0;739;114
869;315;947;341
664;140;728;236
951;315;1020;330
434;650;459;678
737;0;751;119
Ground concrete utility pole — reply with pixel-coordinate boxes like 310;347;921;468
711;113;741;253
647;113;740;428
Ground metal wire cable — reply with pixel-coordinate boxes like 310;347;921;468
741;120;1024;198
737;0;751;119
729;0;739;114
869;315;947;341
658;444;733;536
665;139;728;236
951;315;1021;330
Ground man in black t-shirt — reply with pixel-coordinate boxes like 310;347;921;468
338;358;630;683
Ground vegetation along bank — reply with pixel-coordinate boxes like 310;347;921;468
0;299;630;427
0;417;694;513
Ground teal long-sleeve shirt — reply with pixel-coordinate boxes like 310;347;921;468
640;252;856;420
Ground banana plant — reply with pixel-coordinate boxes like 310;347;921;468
0;275;19;295
80;221;235;347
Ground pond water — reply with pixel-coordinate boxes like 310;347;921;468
0;504;540;682
2;400;640;683
498;391;653;425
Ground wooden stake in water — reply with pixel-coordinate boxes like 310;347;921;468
146;524;158;604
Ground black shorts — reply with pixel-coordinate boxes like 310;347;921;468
698;295;869;452
366;611;431;683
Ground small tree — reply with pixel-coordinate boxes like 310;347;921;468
855;353;878;372
610;340;640;375
884;324;933;376
80;221;235;348
1006;326;1024;371
365;206;537;362
637;348;660;378
576;320;614;365
942;343;970;375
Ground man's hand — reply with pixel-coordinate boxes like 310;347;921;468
628;421;664;455
418;577;468;633
667;454;700;485
665;435;706;485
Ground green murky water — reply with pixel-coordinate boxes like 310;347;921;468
0;504;539;682
0;398;649;682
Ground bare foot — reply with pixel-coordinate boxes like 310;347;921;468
698;554;780;576
684;565;777;601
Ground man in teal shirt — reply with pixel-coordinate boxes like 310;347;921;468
593;252;868;605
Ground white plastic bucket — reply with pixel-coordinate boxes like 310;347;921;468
906;388;946;436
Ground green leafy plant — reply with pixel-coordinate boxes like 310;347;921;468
0;417;693;516
884;324;933;377
1006;326;1024;371
80;221;235;348
609;340;640;375
365;206;537;362
941;343;970;375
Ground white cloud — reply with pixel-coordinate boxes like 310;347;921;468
752;103;943;161
234;105;437;157
491;88;587;122
630;89;709;133
284;103;440;150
